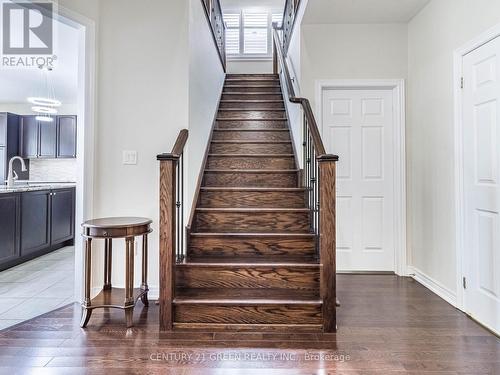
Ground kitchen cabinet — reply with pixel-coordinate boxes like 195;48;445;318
20;115;77;159
0;113;20;182
20;115;39;158
21;189;51;256
50;188;75;244
0;187;76;271
0;193;20;265
39;120;57;158
57;116;77;158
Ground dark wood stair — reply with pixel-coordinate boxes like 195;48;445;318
173;74;322;331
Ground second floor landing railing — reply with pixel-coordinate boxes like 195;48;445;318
157;129;188;331
272;26;339;333
201;0;226;71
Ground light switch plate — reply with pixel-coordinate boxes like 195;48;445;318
123;150;138;165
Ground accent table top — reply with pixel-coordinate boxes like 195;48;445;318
82;217;152;229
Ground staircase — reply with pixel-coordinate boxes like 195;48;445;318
173;74;323;330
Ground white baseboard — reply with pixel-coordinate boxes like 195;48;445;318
407;266;457;307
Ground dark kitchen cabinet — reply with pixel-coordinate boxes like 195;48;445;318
39;120;57;158
20;190;51;256
0;193;20;265
0;113;20;183
20;115;77;159
20;116;39;158
50;188;75;244
57;116;77;158
0;187;75;270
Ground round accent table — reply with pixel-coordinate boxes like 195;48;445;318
80;217;152;328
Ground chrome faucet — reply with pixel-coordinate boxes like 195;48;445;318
7;156;27;188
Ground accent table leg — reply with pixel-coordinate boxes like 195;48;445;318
80;237;93;328
104;238;112;290
141;234;149;306
124;237;135;327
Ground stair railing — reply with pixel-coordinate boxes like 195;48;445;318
201;0;226;72
157;129;188;331
272;27;339;332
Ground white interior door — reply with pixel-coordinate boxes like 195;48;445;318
322;88;395;271
462;36;500;334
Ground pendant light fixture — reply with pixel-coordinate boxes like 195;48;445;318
27;64;61;122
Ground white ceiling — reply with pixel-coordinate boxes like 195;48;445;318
0;1;79;105
303;0;431;24
221;0;285;11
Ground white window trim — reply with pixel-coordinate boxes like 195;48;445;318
224;9;281;61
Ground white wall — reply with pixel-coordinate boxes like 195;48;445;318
282;0;305;167
187;0;226;221
407;0;500;294
59;0;224;298
92;0;190;294
227;60;273;74
301;23;408;110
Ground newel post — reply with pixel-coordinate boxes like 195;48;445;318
157;154;178;331
318;155;338;333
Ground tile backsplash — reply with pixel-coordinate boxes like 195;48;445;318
28;159;77;182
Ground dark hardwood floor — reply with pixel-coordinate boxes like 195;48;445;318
0;275;499;374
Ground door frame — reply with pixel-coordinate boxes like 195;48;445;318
453;23;500;318
54;5;97;303
315;79;407;276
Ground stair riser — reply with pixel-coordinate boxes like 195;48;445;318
226;74;278;79
223;86;281;93
203;172;298;187
218;110;286;120
207;156;295;170
217;120;287;130
210;143;293;154
212;131;290;141
221;93;283;101
199;190;305;208
225;81;280;87
174;304;322;325
193;211;310;232
188;236;316;259
219;101;284;110
176;266;320;290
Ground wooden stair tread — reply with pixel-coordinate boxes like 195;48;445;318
214;129;289;132
220;100;284;103
195;208;310;212
174;289;321;305
218;109;285;112
189;232;315;237
211;140;291;143
177;261;319;268
200;187;306;191
204;169;298;173
216;118;287;122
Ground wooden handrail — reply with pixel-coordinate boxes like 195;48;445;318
157;129;189;160
272;27;337;161
157;129;188;331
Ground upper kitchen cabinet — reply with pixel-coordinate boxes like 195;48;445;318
57;116;77;158
39;120;57;158
20;115;77;159
0;113;20;183
20;115;39;158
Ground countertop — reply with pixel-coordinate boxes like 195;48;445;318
0;182;76;194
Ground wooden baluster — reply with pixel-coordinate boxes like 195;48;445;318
318;156;338;332
158;156;178;331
